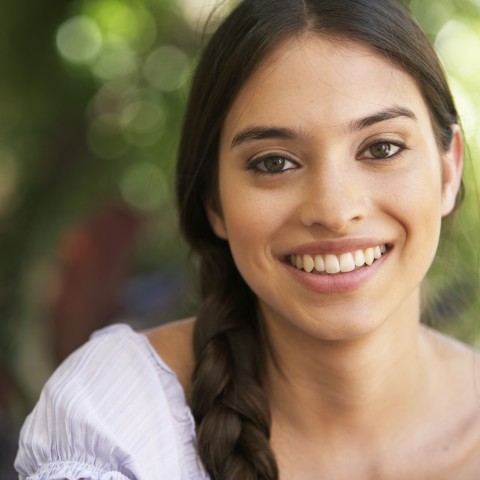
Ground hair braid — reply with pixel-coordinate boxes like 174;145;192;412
190;246;279;479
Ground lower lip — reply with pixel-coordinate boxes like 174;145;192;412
283;252;389;294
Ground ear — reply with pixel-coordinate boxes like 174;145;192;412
441;124;464;217
205;199;228;240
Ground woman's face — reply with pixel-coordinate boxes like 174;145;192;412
208;35;462;341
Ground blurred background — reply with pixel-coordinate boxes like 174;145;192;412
0;0;479;476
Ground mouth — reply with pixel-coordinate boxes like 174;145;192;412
288;244;389;275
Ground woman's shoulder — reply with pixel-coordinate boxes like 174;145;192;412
424;326;480;381
423;326;480;476
426;326;480;410
15;322;203;480
20;321;193;434
144;317;196;400
55;322;186;387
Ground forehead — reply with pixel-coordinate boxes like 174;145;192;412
221;34;431;141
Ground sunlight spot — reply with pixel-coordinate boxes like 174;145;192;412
120;162;167;211
143;46;189;92
56;15;102;63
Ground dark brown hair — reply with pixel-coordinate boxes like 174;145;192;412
176;1;460;478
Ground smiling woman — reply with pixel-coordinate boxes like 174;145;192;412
15;1;480;479
208;35;462;342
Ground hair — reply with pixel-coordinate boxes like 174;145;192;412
176;0;460;478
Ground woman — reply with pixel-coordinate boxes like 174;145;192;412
15;0;480;479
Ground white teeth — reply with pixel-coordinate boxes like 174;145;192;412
303;255;315;273
325;254;340;274
364;248;374;265
353;249;365;267
339;253;355;272
290;244;387;275
314;255;325;272
296;255;303;269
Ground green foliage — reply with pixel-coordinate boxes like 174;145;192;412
0;0;200;393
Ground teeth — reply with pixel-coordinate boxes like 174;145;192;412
353;249;365;267
325;254;340;274
339;253;355;272
364;248;374;265
296;255;303;269
290;244;387;275
314;255;325;272
303;255;314;273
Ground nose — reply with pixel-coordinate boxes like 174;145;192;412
298;159;368;233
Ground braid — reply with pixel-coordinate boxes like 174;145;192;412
190;245;279;479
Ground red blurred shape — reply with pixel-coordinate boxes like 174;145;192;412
51;203;140;363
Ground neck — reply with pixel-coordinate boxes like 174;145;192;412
263;292;431;443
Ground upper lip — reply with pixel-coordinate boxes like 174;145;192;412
280;238;391;257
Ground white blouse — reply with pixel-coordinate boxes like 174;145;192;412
15;324;209;480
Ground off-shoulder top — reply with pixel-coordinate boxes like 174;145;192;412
14;324;209;480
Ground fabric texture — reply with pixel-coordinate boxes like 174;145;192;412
15;324;209;480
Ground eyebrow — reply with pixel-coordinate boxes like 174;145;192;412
347;106;418;133
231;126;297;148
230;106;418;148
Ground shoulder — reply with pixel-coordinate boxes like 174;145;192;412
425;327;480;416
46;323;167;395
423;326;480;385
15;323;200;480
422;327;480;475
144;317;196;400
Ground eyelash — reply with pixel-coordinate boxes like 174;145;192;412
245;140;408;175
358;140;407;161
246;152;299;175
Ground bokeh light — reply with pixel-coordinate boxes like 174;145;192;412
436;20;480;81
143;45;189;92
119;161;168;211
91;35;138;80
447;79;479;145
410;0;455;36
84;0;157;52
56;15;102;63
120;100;166;147
178;0;235;32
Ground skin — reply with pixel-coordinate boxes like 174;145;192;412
148;35;480;479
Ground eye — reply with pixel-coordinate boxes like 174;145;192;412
360;141;404;160
247;153;298;174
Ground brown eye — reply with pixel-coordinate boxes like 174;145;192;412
370;142;392;159
360;141;404;161
247;153;298;174
263;156;286;172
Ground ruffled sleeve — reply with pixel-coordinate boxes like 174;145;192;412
18;461;131;480
15;324;207;480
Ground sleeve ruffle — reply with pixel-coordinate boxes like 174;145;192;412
24;461;131;480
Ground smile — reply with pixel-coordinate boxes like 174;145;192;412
289;244;388;274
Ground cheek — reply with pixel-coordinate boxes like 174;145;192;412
219;176;293;242
218;176;298;285
373;151;443;215
379;162;443;263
